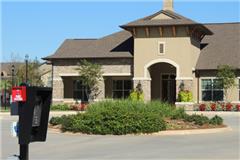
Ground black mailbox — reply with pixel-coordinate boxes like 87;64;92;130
17;86;52;145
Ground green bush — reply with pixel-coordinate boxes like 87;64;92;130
50;115;68;125
49;100;223;135
209;115;223;125
171;108;188;120
184;114;209;126
50;100;168;135
177;90;193;102
51;104;70;111
129;90;144;102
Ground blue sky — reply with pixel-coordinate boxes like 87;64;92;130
1;0;240;62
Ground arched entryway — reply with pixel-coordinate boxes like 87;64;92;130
149;63;177;103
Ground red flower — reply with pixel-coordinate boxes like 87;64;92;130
221;104;225;111
199;104;206;111
236;104;240;111
210;103;216;111
226;103;232;111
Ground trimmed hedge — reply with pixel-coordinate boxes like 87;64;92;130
209;115;223;125
50;104;70;111
50;100;175;135
50;100;224;135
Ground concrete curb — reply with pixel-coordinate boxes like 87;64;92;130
186;111;240;117
49;111;80;116
48;126;232;137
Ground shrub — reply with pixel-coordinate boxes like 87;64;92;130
170;108;188;120
146;101;175;118
225;103;233;111
129;91;144;102
199;104;206;111
210;103;216;111
50;115;68;126
51;104;70;111
209;115;223;125
216;103;223;111
235;104;240;111
184;114;209;126
177;90;193;102
52;100;169;135
205;103;211;111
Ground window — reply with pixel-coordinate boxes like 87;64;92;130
201;79;223;101
73;80;89;102
158;42;165;55
112;80;132;99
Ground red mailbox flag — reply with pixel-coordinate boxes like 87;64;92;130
12;86;27;102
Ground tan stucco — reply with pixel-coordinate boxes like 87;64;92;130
134;30;200;78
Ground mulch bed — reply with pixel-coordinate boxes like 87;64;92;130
165;118;226;130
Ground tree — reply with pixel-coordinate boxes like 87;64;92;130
16;59;43;86
76;60;103;102
216;65;236;101
0;80;11;91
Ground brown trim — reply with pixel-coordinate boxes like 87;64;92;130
145;27;149;37
133;28;136;37
159;27;163;37
172;26;176;37
186;26;190;36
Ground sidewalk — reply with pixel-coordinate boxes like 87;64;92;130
186;111;240;117
0;111;80;117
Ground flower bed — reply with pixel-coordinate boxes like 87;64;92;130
51;103;88;111
49;100;225;135
194;103;240;112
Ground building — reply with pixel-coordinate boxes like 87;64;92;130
43;0;240;105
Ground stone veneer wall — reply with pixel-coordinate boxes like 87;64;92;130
52;58;133;103
176;80;193;99
133;79;151;101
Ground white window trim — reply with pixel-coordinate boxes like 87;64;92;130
158;41;165;55
201;77;224;102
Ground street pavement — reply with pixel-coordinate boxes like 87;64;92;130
1;112;239;160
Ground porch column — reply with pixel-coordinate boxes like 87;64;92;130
96;79;105;101
133;78;151;101
52;77;64;104
176;79;193;99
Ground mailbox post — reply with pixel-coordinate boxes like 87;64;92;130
11;86;52;160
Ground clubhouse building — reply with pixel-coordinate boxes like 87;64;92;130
43;0;240;105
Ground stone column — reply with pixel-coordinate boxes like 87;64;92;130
176;79;193;99
96;79;105;101
52;78;64;104
133;79;151;101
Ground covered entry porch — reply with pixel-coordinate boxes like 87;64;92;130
149;62;177;103
61;76;133;103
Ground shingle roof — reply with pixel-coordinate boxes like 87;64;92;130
196;23;240;70
43;31;133;60
43;21;239;70
121;10;198;27
120;10;212;35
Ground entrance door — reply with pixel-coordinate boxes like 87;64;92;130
162;74;176;103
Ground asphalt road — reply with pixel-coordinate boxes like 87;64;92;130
1;112;239;160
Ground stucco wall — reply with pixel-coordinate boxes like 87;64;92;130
134;36;200;78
